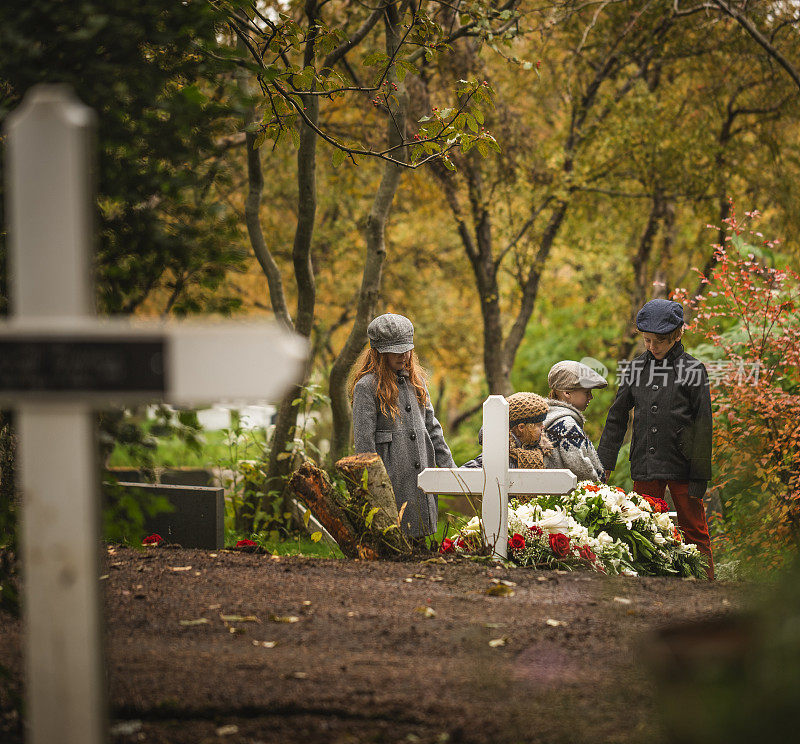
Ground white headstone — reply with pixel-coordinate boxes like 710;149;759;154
418;395;577;558
2;84;307;744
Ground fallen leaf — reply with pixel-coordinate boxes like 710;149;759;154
170;566;192;572
208;604;222;610
347;611;358;617
490;578;517;587
209;553;218;558
545;618;566;627
269;614;300;623
613;596;632;605
216;724;239;736
421;557;447;565
484;584;515;597
290;671;308;679
413;574;427;579
429;576;443;582
310;531;322;543
483;622;505;629
98;574;109;581
415;606;437;618
220;614;260;623
536;576;549;582
110;721;142;736
403;578;413;583
252;640;276;648
488;637;508;648
179;618;210;627
302;600;312;606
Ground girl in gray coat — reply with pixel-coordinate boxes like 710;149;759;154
350;314;456;539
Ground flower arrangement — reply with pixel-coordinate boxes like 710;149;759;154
442;481;707;578
142;533;164;546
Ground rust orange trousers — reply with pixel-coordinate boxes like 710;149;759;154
633;479;714;580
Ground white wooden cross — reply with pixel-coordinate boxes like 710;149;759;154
2;85;307;744
418;395;577;558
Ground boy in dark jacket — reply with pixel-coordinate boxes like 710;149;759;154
598;299;714;578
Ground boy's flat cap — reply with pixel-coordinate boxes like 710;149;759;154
636;299;684;334
367;313;414;354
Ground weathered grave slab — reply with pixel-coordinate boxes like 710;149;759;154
112;482;224;549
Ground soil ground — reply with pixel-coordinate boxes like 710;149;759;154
0;547;744;744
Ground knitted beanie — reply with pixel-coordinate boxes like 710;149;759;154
507;392;549;427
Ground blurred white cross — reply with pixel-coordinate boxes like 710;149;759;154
2;85;307;744
418;395;576;558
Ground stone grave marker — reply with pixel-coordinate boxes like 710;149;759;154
110;481;225;549
418;395;578;558
2;85;307;744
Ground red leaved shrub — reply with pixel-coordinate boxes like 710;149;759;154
674;204;800;573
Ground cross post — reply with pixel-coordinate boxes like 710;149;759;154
418;394;577;558
3;85;307;744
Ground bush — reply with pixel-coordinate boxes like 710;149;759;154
674;205;800;574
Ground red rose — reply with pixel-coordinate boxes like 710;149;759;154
236;539;257;548
672;527;682;543
548;532;570;558
508;533;526;551
142;533;163;545
529;524;544;537
439;538;455;554
578;544;597;563
644;496;668;513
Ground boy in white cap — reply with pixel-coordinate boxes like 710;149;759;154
598;299;714;578
544;360;608;483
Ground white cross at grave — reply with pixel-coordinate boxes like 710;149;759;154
418;395;577;558
2;85;308;744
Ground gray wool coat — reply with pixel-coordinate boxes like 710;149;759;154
543;400;605;483
353;371;456;538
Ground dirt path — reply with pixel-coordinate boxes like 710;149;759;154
0;547;743;744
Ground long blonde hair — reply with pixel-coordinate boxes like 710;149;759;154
349;347;429;419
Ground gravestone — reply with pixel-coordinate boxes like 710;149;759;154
418;395;577;558
110;482;225;549
2;85;307;744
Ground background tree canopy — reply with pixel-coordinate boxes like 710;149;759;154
1;0;799;572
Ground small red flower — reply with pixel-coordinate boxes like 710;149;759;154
529;524;544;536
439;538;455;554
508;533;526;551
672;527;682;543
644;496;669;513
548;532;570;558
236;539;257;548
142;533;163;546
578;544;597;563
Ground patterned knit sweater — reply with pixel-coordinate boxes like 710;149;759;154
543;399;605;483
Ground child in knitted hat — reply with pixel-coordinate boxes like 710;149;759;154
463;392;555;469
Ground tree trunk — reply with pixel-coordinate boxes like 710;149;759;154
335;453;409;555
265;3;320;508
288;461;360;558
328;5;408;462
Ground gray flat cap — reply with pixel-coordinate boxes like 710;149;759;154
367;313;414;354
636;299;684;334
548;360;608;391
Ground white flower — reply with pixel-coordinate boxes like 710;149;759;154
462;516;482;536
513;503;539;525
595;531;614;547
534;508;571;535
653;532;666;545
655;512;673;531
621;568;639;577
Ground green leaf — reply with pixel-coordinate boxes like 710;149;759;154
332;148;346;168
362;52;388;67
310;531;322;543
365;507;380;528
303;510;311;528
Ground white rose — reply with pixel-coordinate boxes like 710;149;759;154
596;531;614;547
655;512;672;531
653;532;666;545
